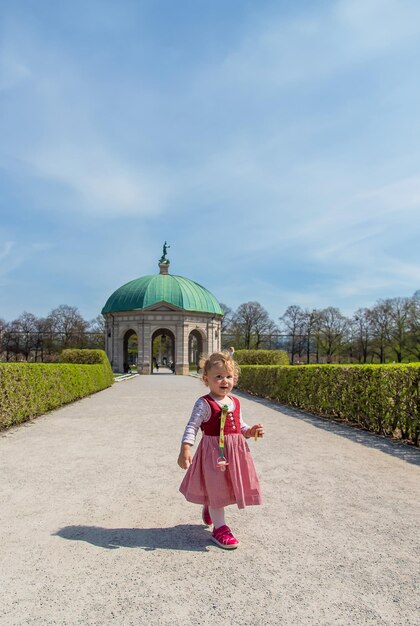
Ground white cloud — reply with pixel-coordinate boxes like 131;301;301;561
356;175;420;213
0;240;19;287
0;239;57;288
283;172;420;254
333;257;420;299
198;0;420;97
25;146;164;217
0;22;168;218
0;241;14;262
335;0;420;51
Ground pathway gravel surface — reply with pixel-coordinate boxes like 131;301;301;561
1;374;419;625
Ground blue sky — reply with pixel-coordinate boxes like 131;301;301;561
1;0;419;323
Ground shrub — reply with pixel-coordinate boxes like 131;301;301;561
0;350;114;430
61;348;109;365
236;364;419;445
234;349;289;366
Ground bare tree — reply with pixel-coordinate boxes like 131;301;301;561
352;308;372;363
0;318;6;359
219;303;233;334
3;319;21;361
407;291;420;360
87;315;106;349
254;316;278;349
231;301;275;349
367;301;390;363
0;306;104;361
88;315;105;333
300;309;322;364
47;305;88;349
15;312;38;361
317;307;349;363
35;316;57;361
279;305;305;364
385;297;412;362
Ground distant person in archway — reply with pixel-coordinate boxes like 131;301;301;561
177;350;264;550
228;346;235;357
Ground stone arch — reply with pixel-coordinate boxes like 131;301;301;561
188;329;204;372
123;329;138;372
151;328;176;373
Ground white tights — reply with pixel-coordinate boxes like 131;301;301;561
208;506;226;529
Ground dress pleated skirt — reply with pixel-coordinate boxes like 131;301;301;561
179;434;262;509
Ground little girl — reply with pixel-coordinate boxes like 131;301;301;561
178;351;264;550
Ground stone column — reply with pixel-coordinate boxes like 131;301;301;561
139;322;151;374
116;325;124;373
173;321;187;375
215;318;221;351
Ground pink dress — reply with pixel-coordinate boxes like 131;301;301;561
179;394;262;509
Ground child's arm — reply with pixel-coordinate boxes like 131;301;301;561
239;408;264;439
177;398;210;470
178;443;193;469
244;424;264;439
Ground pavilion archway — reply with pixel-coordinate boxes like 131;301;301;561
123;329;138;373
151;328;175;373
188;329;204;372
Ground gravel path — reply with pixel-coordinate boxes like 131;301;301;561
1;374;419;626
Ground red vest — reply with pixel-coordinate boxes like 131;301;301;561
200;394;241;436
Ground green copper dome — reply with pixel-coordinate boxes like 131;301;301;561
102;273;223;315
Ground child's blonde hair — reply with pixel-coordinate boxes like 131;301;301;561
199;351;240;383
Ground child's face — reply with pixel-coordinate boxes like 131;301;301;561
204;362;235;399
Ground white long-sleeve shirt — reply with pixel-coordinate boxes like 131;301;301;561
181;395;250;445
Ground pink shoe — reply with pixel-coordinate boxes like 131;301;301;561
210;525;239;550
202;505;212;526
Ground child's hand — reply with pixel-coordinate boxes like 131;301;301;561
178;443;192;469
248;424;264;439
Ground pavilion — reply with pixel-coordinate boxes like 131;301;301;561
101;247;223;374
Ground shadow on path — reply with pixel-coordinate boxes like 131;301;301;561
54;524;210;552
235;390;420;467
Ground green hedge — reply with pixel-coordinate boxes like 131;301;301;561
61;349;109;365
236;364;419;445
0;351;113;430
234;349;289;365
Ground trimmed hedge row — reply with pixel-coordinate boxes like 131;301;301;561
234;349;289;365
61;349;110;365
236;364;420;445
0;351;113;430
